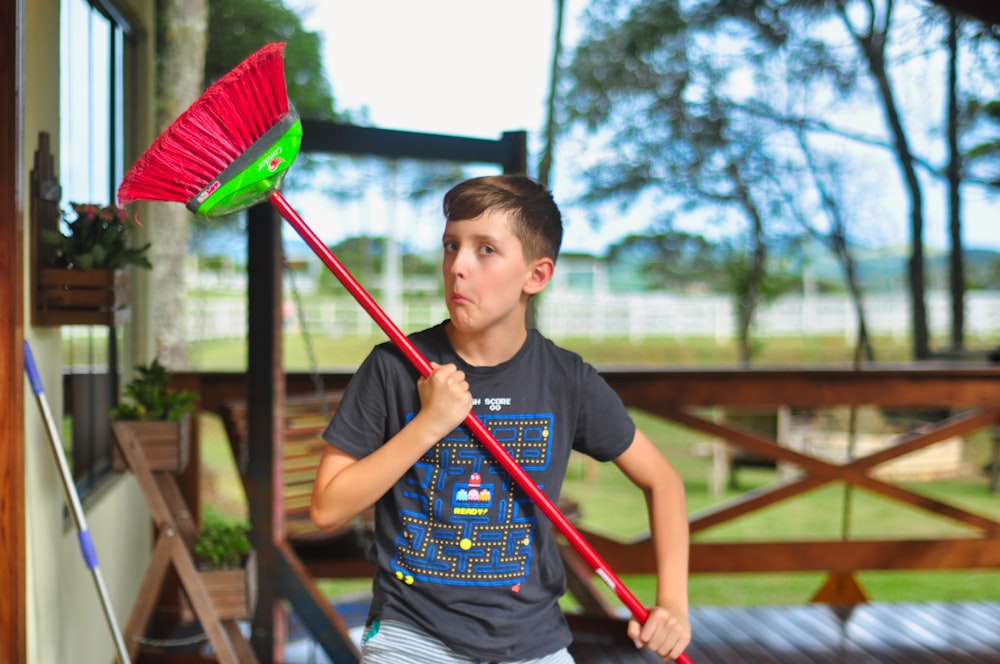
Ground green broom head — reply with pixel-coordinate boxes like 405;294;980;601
117;42;301;218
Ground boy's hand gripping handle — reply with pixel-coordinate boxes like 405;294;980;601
269;192;693;663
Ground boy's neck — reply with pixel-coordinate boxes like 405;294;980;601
445;320;528;367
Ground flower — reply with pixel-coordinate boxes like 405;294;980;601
41;202;152;270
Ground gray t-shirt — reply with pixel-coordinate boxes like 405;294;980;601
322;322;636;660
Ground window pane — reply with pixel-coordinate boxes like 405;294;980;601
58;0;128;489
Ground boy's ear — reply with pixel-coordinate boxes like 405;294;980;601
524;257;555;296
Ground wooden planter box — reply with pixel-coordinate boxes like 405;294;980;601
181;551;257;622
112;413;191;473
35;267;131;326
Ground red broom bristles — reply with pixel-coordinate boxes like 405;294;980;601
118;42;291;207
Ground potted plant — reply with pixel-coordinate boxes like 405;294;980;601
36;202;151;325
110;357;198;472
184;509;256;621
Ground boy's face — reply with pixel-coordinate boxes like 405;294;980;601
441;209;551;335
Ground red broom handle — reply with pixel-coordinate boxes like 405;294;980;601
269;191;692;664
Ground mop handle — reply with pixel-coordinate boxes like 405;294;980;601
24;342;133;664
269;192;693;664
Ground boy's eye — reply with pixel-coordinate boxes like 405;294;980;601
443;241;457;252
480;245;495;255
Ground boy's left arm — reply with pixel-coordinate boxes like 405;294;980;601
613;428;691;661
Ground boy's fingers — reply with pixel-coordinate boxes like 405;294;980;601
629;608;689;659
627;618;643;648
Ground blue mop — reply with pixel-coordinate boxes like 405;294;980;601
23;341;132;664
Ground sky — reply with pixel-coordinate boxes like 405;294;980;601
284;0;654;255
285;1;1000;256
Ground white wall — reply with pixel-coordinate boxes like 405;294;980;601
23;0;156;661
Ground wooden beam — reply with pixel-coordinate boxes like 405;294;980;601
602;366;1000;409
276;541;361;663
0;0;25;662
694;538;1000;574
570;532;1000;574
187;367;1000;415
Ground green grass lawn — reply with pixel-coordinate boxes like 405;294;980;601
192;333;1000;608
184;332;940;371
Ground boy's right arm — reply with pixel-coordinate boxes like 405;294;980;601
310;362;471;531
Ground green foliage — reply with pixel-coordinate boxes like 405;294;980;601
966;99;1000;187
195;507;251;570
204;0;335;121
177;0;340;238
108;358;198;421
41;203;152;270
607;230;725;290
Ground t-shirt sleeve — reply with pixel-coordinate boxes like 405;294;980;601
321;347;391;459
572;363;636;462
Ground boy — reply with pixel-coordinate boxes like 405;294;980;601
311;175;690;663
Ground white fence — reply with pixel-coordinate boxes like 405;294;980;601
181;290;1000;343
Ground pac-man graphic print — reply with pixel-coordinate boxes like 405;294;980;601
390;413;552;588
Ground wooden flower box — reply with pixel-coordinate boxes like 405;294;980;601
180;551;257;622
35;267;131;326
111;413;191;473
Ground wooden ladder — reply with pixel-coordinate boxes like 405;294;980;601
112;421;259;664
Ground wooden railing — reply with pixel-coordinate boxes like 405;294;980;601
177;365;1000;580
601;365;1000;578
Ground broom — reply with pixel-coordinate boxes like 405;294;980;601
119;42;692;663
24;341;132;664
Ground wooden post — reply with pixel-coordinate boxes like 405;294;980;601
1;7;25;661
246;201;285;659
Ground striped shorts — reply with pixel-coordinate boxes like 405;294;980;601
360;619;575;664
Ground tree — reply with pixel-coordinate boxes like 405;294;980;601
538;0;566;188
966;99;1000;184
206;0;335;121
830;0;930;359
698;0;997;358
563;0;832;363
150;0;336;368
945;9;964;352
606;230;722;291
785;130;876;362
148;0;208;369
563;0;1000;361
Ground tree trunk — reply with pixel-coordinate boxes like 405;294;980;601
834;234;874;364
946;11;965;353
840;3;930;360
731;164;766;366
537;0;566;189
794;130;875;362
151;0;208;369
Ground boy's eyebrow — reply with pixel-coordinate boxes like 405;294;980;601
442;230;504;244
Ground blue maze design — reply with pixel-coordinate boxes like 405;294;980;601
390;414;553;587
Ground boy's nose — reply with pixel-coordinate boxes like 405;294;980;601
448;249;471;277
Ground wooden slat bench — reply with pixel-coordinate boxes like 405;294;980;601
219;391;376;578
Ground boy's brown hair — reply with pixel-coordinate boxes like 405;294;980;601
443;175;563;263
